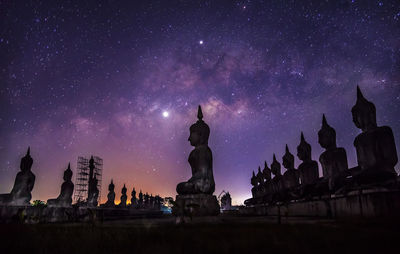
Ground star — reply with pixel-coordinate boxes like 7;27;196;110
162;111;169;118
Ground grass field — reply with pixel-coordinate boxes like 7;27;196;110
0;216;399;254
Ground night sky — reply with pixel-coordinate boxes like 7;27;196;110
1;0;399;205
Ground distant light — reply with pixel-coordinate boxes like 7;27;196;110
162;111;169;118
199;40;204;45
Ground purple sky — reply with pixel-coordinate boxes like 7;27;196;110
1;0;399;204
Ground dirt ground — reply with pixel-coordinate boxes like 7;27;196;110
0;215;399;254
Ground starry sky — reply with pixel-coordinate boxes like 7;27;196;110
1;0;399;205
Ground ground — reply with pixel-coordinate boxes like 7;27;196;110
0;215;399;254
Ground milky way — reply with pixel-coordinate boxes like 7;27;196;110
1;0;399;204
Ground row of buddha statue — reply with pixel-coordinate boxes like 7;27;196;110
248;86;398;205
102;180;163;209
0;149;163;209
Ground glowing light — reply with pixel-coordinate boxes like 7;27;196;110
199;40;204;45
162;111;169;118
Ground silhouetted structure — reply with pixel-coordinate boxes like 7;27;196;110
0;147;35;206
47;163;74;207
131;187;137;206
173;106;220;216
351;86;398;184
297;133;319;197
245;86;399;209
318;114;349;191
119;184;127;207
73;156;102;206
103;180;115;207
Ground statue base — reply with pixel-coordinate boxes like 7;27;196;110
172;194;220;216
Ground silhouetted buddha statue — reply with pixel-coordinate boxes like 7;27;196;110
150;194;155;208
47;163;74;207
176;106;216;195
318;114;349;191
351;86;398;183
131;187;137;206
0;147;36;206
119;184;127;207
144;192;149;206
282;145;299;190
297;132;319;186
251;171;258;198
263;161;272;183
87;156;99;207
138;190;143;206
255;166;264;197
173;105;220;216
270;154;283;200
104;180;115;207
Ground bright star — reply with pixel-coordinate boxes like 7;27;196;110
162;111;169;118
199;40;204;45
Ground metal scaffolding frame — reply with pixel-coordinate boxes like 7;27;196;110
73;156;103;204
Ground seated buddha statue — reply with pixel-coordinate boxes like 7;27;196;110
270;154;283;202
103;180;116;207
176;106;216;195
351;86;398;184
131;187;137;206
297;132;319;185
282;145;299;190
250;170;258;198
47;163;74;207
262;161;272;200
0;147;36;206
318;114;349;191
255;166;265;197
119;184;127;207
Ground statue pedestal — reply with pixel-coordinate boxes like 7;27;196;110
173;194;220;216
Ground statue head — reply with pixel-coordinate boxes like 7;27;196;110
188;105;210;146
256;166;264;184
282;145;295;170
131;187;136;195
251;171;257;186
262;161;271;181
318;114;337;149
108;179;115;192
122;184;127;194
271;154;281;176
63;163;73;181
297;132;312;161
351;86;377;132
20;147;33;172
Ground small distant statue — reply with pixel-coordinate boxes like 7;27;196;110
47;163;74;207
131;187;137;206
270;154;283;202
351;86;398;184
318;114;349;191
255;166;264;197
150;194;155;208
103;180;116;207
250;171;258;198
0;147;36;206
297;133;319;184
176;106;216;195
138;190;143;206
144;192;149;207
282;145;299;190
119;184;127;208
262;161;272;201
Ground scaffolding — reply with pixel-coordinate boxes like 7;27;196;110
73;156;103;204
